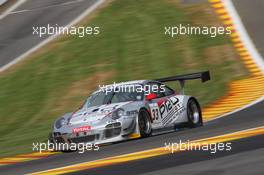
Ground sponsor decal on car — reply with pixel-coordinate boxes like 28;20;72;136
72;126;91;133
150;96;185;126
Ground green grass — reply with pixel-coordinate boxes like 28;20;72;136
0;0;247;157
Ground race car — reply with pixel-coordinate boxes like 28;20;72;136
49;71;210;148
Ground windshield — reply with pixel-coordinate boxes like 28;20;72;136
83;86;144;108
111;91;143;103
84;91;110;108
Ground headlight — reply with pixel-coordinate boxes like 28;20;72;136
112;108;125;120
55;118;66;129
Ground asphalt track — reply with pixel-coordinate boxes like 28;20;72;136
0;0;98;69
68;135;264;175
232;0;264;58
0;0;264;175
1;100;264;174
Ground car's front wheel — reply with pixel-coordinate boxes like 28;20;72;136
187;98;203;128
138;109;152;137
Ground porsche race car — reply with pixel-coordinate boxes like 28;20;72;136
49;71;210;148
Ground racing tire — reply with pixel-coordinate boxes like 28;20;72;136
187;98;203;128
138;109;152;137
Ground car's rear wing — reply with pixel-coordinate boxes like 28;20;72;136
155;71;210;94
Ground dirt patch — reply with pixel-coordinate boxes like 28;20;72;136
165;0;181;7
178;38;198;68
203;44;247;76
184;3;222;26
166;0;223;27
53;70;115;113
204;44;234;63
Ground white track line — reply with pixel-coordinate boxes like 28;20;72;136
0;0;105;73
0;0;27;20
0;0;8;6
9;0;85;15
223;0;264;73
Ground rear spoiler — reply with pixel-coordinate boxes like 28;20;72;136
155;71;210;94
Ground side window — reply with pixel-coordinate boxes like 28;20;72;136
163;85;175;96
146;82;164;98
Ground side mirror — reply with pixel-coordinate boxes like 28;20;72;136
146;93;158;100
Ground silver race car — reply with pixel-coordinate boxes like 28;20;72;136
49;71;210;147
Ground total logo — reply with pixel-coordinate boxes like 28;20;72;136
72;126;91;133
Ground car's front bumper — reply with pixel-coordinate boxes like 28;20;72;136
50;118;138;147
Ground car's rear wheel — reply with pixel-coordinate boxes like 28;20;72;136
187;98;203;128
138;109;152;137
